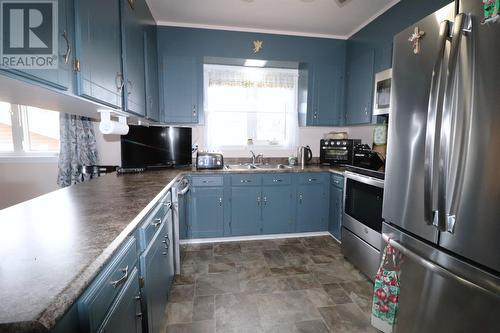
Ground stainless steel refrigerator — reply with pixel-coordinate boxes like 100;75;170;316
382;0;500;332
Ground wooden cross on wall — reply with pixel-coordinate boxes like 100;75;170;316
408;27;425;54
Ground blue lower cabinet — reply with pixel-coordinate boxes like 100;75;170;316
262;185;293;234
140;218;173;333
78;237;138;333
98;267;142;333
187;186;224;238
296;173;330;232
230;186;262;236
329;174;344;240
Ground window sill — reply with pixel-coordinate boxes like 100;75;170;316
0;154;59;163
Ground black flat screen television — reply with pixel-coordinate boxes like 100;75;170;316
121;126;192;168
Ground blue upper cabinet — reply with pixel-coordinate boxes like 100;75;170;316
314;63;344;126
74;0;123;108
160;55;201;124
0;0;74;91
374;42;393;73
298;62;344;127
121;0;147;116
144;25;160;122
345;47;374;125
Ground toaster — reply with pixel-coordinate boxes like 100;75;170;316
196;152;224;169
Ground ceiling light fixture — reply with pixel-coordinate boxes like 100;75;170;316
244;59;267;67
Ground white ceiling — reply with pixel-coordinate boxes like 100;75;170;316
146;0;400;40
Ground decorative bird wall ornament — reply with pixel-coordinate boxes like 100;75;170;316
253;40;263;53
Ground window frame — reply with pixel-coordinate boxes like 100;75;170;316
203;64;299;151
0;103;60;160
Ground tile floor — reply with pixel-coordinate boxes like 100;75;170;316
165;236;378;333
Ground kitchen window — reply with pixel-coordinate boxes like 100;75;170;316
204;64;298;150
0;102;60;156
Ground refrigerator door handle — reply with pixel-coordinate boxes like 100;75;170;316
382;233;500;298
438;13;472;233
424;20;450;227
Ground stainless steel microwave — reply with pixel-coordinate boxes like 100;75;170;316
373;68;392;116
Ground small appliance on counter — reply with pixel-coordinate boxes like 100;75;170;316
82;165;118;178
196;151;224;169
297;146;313;167
353;144;385;171
320;139;361;166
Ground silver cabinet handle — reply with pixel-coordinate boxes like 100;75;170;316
219;197;223;207
110;265;129;288
178;184;190;195
299;194;303;204
115;72;124;92
273;179;282;183
163;234;170;248
257;196;261;206
308;178;317;182
162;251;167;255
192;105;197;117
382;234;500;298
152;218;162;227
62;30;71;64
333;180;340;184
263;196;267;206
202;180;212;183
163;202;172;209
240;179;252;183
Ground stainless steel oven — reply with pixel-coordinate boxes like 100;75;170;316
341;170;384;279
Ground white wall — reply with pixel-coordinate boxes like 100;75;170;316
192;124;375;158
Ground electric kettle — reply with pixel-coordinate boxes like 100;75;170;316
297;145;313;167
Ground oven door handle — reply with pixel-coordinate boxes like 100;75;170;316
344;171;384;189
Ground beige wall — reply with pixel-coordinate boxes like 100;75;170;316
0;160;59;209
0;121;121;210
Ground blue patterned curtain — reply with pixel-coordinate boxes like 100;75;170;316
57;113;99;187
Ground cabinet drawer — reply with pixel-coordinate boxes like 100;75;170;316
138;199;172;251
192;176;223;187
331;174;344;188
78;237;138;333
297;173;329;185
262;174;292;186
231;174;262;186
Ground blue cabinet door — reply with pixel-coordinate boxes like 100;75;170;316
98;267;142;333
144;25;159;122
161;55;200;123
314;63;344;126
121;0;146;116
298;62;344;127
262;186;293;234
0;0;74;90
140;221;171;333
329;184;343;240
296;183;329;232
230;187;262;236
345;48;374;125
188;186;223;238
74;0;123;108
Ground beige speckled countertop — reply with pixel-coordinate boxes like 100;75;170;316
0;164;345;332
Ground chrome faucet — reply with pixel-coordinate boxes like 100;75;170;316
250;151;264;165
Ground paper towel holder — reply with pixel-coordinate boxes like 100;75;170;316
98;109;129;135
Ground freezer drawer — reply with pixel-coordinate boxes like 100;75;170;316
382;223;500;333
341;227;380;281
